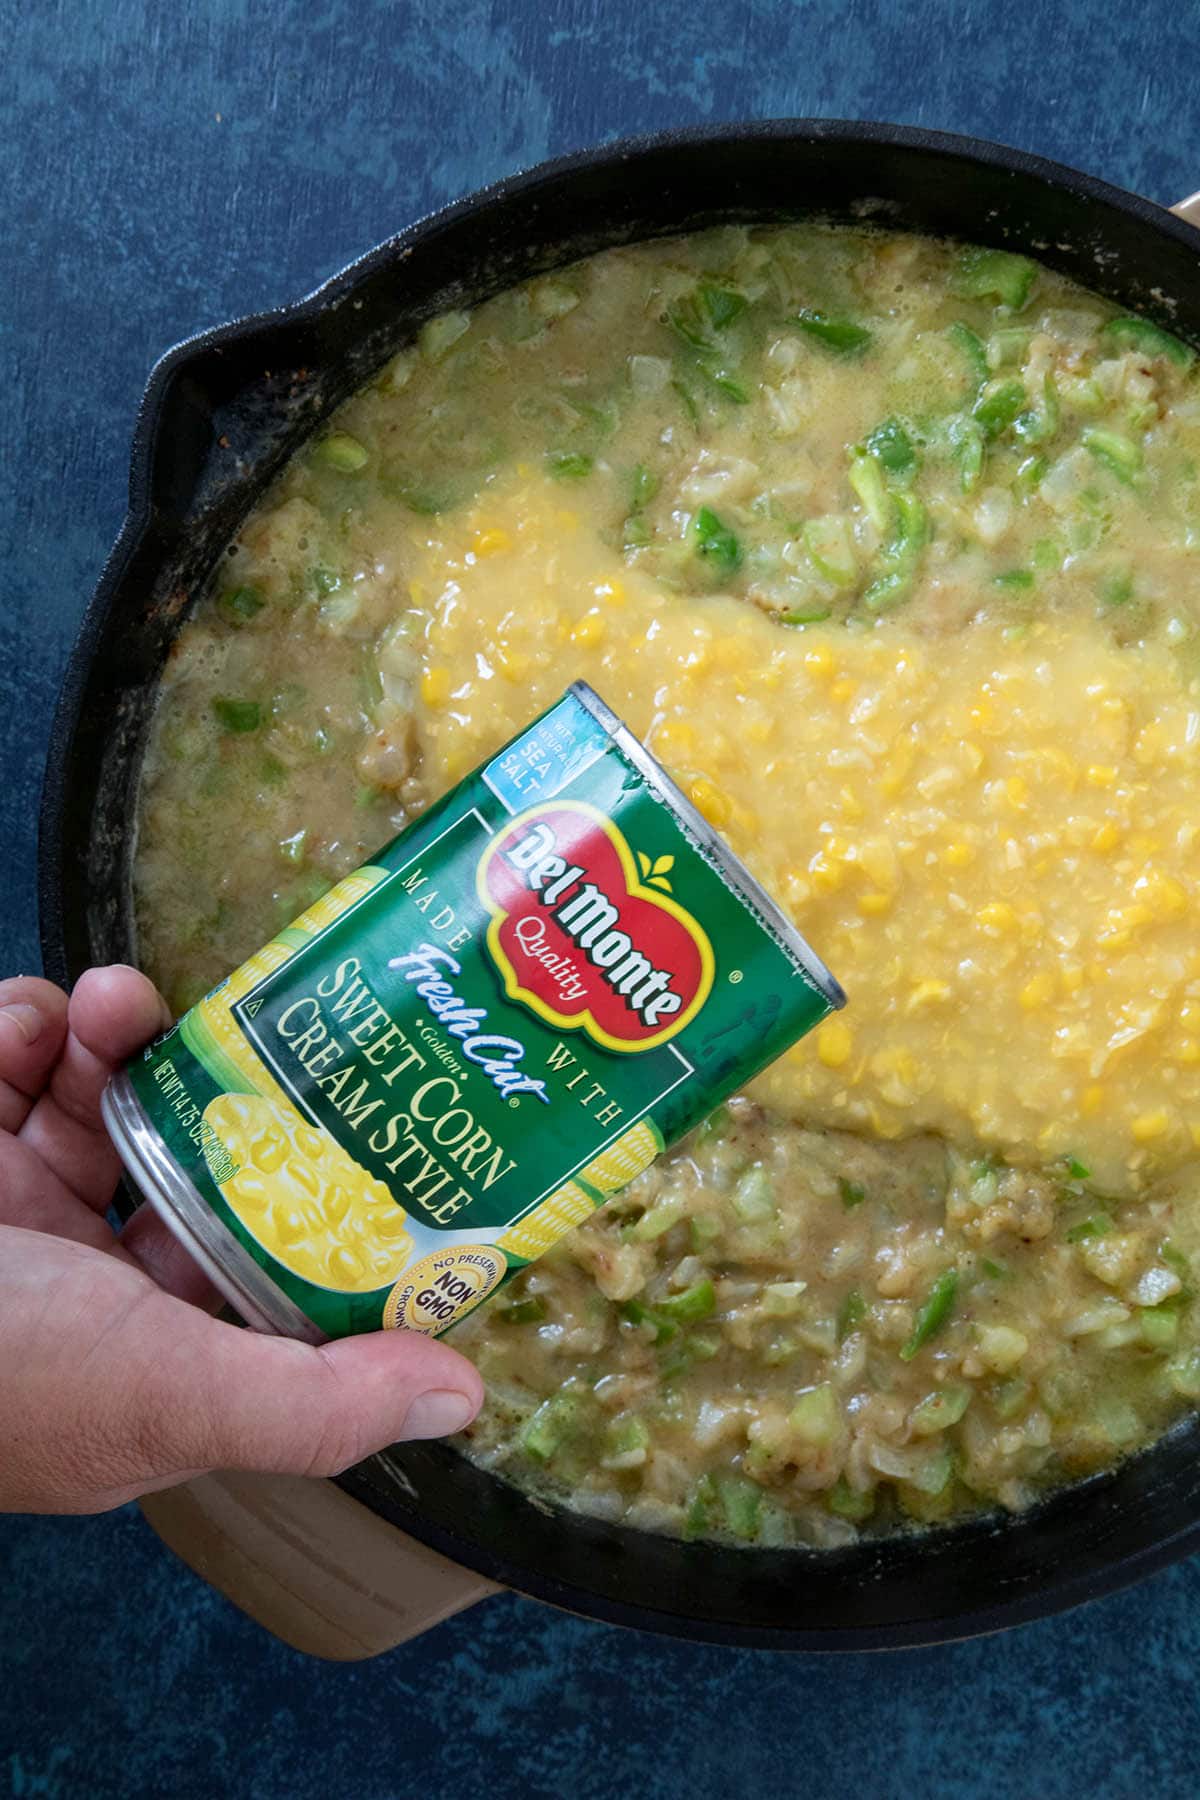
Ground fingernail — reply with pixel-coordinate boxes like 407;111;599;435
402;1389;477;1440
0;1003;43;1045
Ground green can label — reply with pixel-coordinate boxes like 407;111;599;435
124;685;840;1338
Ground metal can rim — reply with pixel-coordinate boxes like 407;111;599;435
101;1069;325;1342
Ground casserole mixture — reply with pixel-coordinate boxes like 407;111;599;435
135;225;1200;1544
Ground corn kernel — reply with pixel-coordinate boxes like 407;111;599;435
570;612;606;647
421;666;451;707
1098;903;1153;945
493;645;529;681
1061;964;1085;994
473;526;512;558
804;646;834;678
943;841;974;868
1179;1038;1200;1066
1191;1124;1200;1151
1137;871;1188;919
858;891;893;916
1005;776;1029;809
879;741;915;799
1081;1085;1104;1116
817;1020;853;1068
977;901;1018;934
1091;821;1120;853
656;720;696;757
1086;765;1118;788
908;979;952;1012
830;678;856;704
689;778;731;828
1019;972;1055;1010
595;578;626;606
810;857;845;894
1131;1109;1170;1143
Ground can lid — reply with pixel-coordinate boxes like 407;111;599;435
568;682;846;1011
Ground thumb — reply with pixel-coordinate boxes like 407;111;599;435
179;1318;484;1480
0;1225;484;1513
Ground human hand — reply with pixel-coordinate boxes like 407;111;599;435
0;966;483;1513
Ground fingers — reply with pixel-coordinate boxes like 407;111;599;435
20;965;171;1214
176;1320;484;1480
0;1132;117;1250
97;1310;483;1506
119;1203;221;1310
0;977;69;1133
66;965;173;1067
0;1219;485;1514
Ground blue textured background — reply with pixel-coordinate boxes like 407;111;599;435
6;2;1200;1794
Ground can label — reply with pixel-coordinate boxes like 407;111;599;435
124;686;840;1338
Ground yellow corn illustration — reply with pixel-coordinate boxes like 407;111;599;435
576;1119;664;1196
182;867;386;1097
204;1090;413;1292
497;1181;598;1261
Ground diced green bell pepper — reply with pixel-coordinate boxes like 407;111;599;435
794;308;873;355
953;246;1036;311
865;416;917;480
1082;426;1142;485
900;1269;958;1360
1102;315;1194;368
694;506;742;574
211;697;261;733
656;1280;717;1323
218;585;266;626
521;1391;580;1462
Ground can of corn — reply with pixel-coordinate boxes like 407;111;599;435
103;683;843;1341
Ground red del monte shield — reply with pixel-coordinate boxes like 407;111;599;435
476;801;715;1052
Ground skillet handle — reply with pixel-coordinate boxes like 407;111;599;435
1172;191;1200;226
139;1469;499;1660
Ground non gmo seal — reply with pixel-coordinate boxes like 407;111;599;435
383;1246;508;1335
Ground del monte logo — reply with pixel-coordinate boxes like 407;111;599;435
476;801;715;1052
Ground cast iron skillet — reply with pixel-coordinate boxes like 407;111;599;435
39;121;1200;1650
